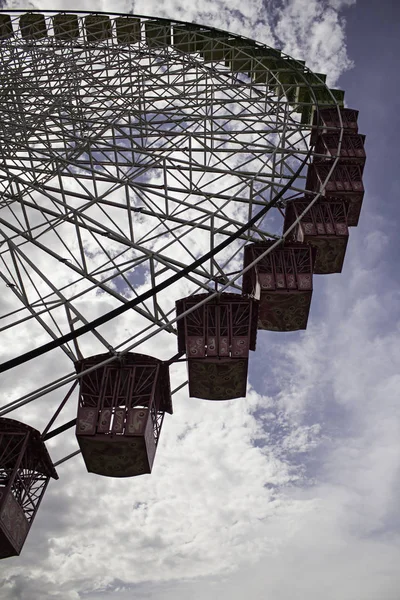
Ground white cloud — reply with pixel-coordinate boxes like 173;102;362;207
5;251;400;600
273;0;354;84
2;0;354;85
1;3;388;600
328;0;356;8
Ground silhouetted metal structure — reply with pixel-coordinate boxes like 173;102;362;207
176;294;258;400
308;107;366;226
242;242;315;331
283;199;349;274
314;133;366;165
0;9;367;560
311;107;359;143
0;418;57;559
75;353;172;477
306;162;364;226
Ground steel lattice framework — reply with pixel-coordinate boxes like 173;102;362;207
0;11;346;434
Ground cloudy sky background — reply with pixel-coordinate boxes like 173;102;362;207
1;1;400;599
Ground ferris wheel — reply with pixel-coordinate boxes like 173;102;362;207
0;10;365;558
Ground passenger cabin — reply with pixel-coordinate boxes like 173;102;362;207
173;24;205;54
283;199;349;274
251;47;282;85
242;241;315;331
115;16;141;45
224;38;257;73
0;14;13;39
314;133;366;167
176;293;258;400
306;162;364;227
300;90;345;126
19;12;47;40
53;13;80;40
75;353;172;478
84;15;112;42
0;418;58;559
311;107;359;144
145;20;171;47
198;29;231;63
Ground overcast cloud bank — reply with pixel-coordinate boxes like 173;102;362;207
3;2;398;600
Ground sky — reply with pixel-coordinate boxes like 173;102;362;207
1;1;400;599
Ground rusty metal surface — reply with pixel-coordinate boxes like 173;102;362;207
306;164;364;226
0;419;56;558
76;407;97;436
242;242;315;332
188;358;248;400
176;293;259;356
257;290;312;331
314;133;366;166
311;107;359;144
176;294;257;400
306;236;348;274
307;163;364;194
242;242;315;294
77;434;154;478
0;490;29;557
0;418;57;479
75;352;172;415
75;362;161;477
283;200;349;273
307;106;366;227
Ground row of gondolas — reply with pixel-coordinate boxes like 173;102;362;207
0;107;365;558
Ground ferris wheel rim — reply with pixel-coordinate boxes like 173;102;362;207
0;10;347;416
0;144;316;376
